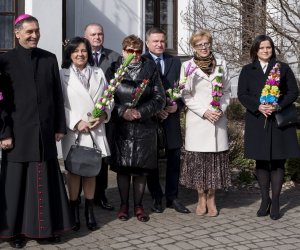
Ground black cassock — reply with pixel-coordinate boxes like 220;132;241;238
0;45;74;238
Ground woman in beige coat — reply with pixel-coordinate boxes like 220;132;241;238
180;30;231;217
60;37;113;231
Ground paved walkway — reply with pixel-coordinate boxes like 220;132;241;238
1;170;300;250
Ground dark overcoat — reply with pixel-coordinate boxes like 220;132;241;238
109;57;165;170
98;47;122;76
143;52;183;149
0;45;66;162
238;58;300;160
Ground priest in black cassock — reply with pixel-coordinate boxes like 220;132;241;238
0;14;74;248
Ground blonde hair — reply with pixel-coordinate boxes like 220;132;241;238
189;30;212;47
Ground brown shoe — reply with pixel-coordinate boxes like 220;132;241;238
207;190;218;217
196;191;207;216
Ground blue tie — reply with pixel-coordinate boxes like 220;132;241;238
93;52;99;67
156;57;162;76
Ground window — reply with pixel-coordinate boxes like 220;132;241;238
0;0;24;52
145;0;178;54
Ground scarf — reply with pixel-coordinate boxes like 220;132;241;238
71;64;92;90
193;52;216;76
127;61;142;80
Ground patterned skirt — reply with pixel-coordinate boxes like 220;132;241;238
180;150;231;190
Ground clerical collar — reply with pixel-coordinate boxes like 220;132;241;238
16;43;36;56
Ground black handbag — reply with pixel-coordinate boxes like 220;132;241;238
65;131;102;177
275;104;299;128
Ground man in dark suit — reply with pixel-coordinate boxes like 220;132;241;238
144;27;190;214
0;14;73;248
84;23;121;210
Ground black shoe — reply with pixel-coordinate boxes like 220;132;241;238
270;212;280;220
166;199;191;214
10;237;26;249
47;234;61;243
270;200;281;220
96;199;114;211
257;199;271;217
85;199;99;231
70;200;80;231
151;199;163;213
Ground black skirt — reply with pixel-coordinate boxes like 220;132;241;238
0;159;74;238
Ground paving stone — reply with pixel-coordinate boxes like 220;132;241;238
1;172;300;250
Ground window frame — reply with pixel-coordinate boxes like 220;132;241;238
146;0;178;55
0;0;24;52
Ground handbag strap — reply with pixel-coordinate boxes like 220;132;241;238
75;131;98;149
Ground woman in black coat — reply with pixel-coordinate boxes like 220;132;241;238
238;35;300;220
108;35;165;222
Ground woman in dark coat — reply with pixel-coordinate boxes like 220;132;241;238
238;35;300;220
109;35;165;222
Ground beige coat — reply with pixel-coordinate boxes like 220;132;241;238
181;57;231;152
59;66;113;159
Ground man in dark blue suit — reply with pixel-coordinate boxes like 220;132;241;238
84;23;121;211
144;27;190;214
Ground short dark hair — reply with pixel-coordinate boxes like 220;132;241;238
250;35;276;62
145;27;166;40
61;37;95;69
14;16;39;30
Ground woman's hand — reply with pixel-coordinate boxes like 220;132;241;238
123;108;141;121
258;104;275;117
89;113;107;129
76;120;90;133
203;109;223;124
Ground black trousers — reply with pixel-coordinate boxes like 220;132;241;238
147;148;181;202
94;158;108;202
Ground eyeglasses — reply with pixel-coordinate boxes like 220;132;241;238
194;43;211;49
125;48;142;54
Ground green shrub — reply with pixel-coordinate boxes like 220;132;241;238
227;99;246;121
238;169;254;184
285;130;300;182
228;121;255;169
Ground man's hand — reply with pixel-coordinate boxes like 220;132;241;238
0;137;13;150
165;103;178;113
55;133;64;142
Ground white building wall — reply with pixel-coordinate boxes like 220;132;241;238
25;0;63;64
25;0;63;158
67;0;144;54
